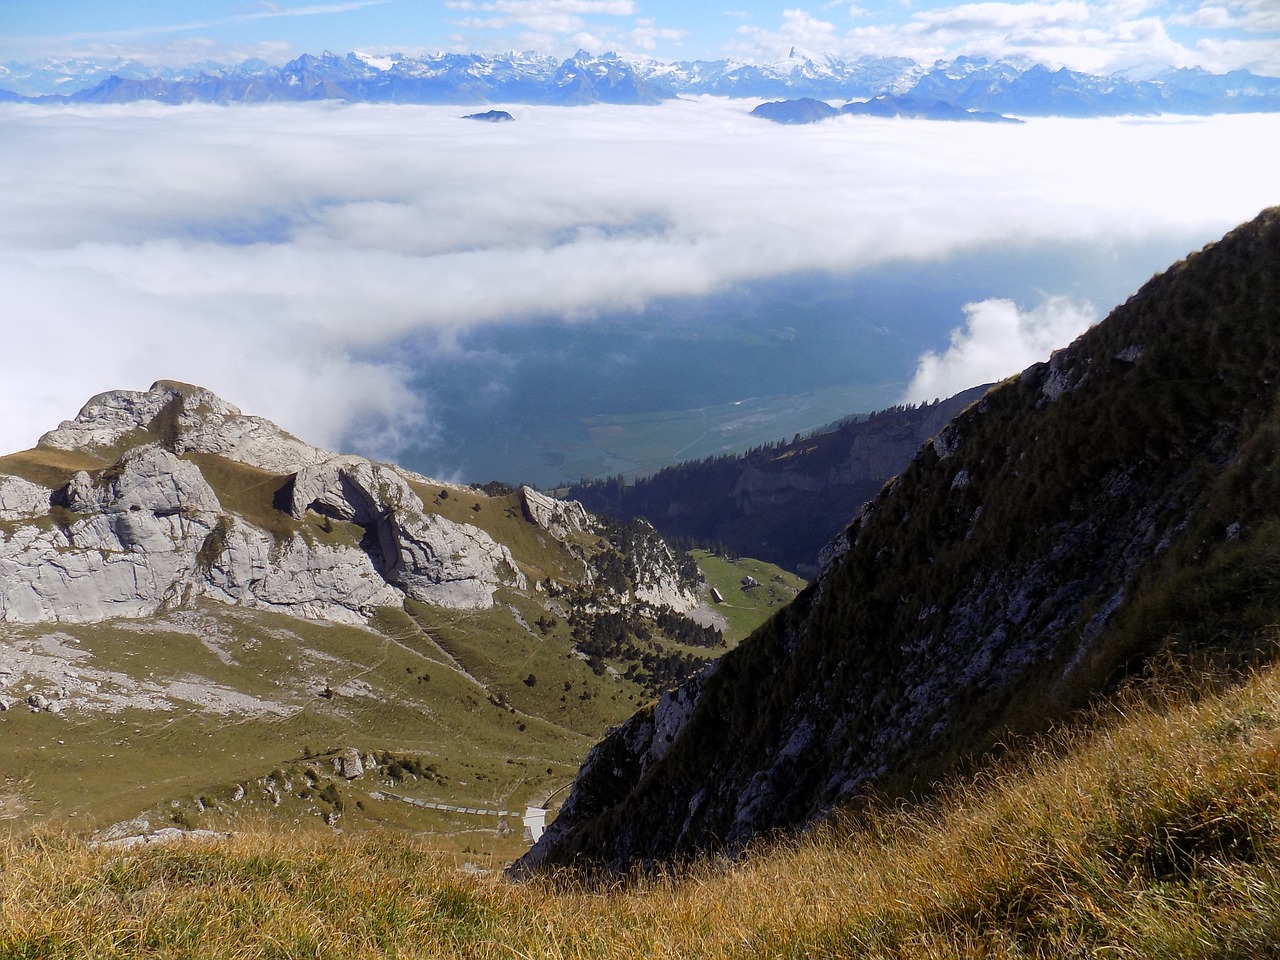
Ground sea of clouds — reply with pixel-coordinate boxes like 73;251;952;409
1;97;1276;459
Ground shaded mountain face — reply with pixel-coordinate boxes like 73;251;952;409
516;207;1280;874
750;96;1021;125
749;98;839;124
569;387;988;578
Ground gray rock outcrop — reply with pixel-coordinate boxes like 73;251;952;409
3;381;708;634
290;456;526;609
2;391;525;623
521;486;593;540
0;475;51;520
1;446;223;622
333;747;365;780
199;517;402;624
39;380;332;473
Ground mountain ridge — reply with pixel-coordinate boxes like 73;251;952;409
0;379;709;625
3;50;1278;115
517;206;1280;873
568;385;989;577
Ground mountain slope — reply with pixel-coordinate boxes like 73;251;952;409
12;655;1280;956
0;382;731;838
568;387;987;577
517;206;1280;872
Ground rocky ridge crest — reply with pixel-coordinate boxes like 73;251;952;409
0;382;610;624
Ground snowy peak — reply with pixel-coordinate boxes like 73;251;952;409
4;50;1277;114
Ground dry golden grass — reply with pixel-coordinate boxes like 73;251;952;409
7;661;1280;959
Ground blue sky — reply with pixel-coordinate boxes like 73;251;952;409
2;1;1279;75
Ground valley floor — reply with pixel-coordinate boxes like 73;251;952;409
7;650;1280;958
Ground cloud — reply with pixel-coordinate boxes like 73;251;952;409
446;0;666;58
903;296;1098;403
236;2;392;23
0;100;1276;459
734;0;1274;75
1181;0;1280;33
737;9;839;54
447;0;636;33
625;19;688;52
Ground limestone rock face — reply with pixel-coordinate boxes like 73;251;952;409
393;511;527;608
66;445;222;519
521;487;594;540
198;518;402;625
1;446;222;622
290;456;527;609
39;380;332;473
621;519;699;614
0;475;51;520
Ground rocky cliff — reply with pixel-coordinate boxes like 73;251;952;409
0;381;695;626
517;207;1280;873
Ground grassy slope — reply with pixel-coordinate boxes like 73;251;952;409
0;448;108;489
0;471;780;844
0;600;634;845
690;549;805;643
6;656;1280;958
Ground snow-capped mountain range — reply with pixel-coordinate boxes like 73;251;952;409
3;48;1279;116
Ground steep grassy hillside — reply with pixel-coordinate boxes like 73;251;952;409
7;655;1280;958
568;386;987;576
523;207;1280;870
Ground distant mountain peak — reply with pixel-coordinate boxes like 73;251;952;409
3;50;1275;113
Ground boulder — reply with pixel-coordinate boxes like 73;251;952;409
333;747;365;780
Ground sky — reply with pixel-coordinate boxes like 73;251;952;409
1;98;1277;466
2;0;1280;77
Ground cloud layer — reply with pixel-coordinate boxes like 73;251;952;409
0;99;1276;459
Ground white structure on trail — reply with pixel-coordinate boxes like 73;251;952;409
523;806;547;844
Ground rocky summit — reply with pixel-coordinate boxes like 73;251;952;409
0;380;696;626
0;382;518;624
517;207;1280;874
